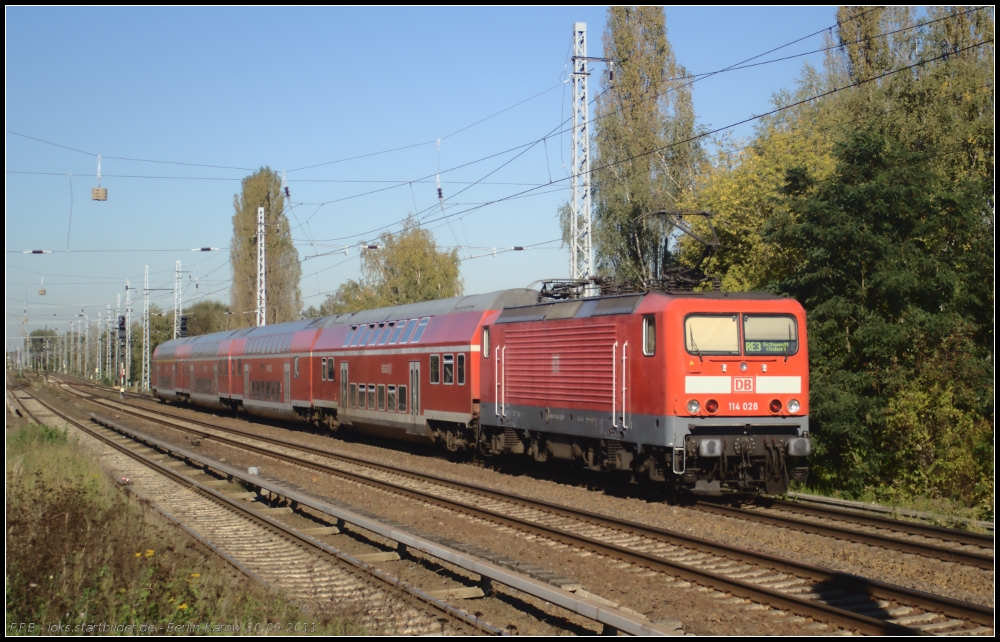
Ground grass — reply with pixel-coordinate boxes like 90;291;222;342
6;421;367;635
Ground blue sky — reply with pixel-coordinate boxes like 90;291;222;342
6;6;837;350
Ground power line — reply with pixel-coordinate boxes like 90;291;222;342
404;38;996;240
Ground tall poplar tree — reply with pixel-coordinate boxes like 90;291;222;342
589;6;704;283
230;167;302;327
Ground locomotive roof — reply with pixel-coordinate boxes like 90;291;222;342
494;290;789;324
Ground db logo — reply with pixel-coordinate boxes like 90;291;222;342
733;377;754;393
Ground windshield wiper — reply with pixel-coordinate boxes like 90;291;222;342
784;325;792;363
689;327;703;363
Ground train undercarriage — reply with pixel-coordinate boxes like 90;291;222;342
159;392;809;496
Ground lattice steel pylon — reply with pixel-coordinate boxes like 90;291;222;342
256;206;266;327
125;279;132;386
115;294;121;381
142;265;150;391
106;303;112;379
570;22;593;284
173;260;182;339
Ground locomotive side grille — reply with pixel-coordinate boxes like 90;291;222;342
505;324;615;408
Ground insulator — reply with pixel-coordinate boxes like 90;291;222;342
284;186;290;198
437;188;443;199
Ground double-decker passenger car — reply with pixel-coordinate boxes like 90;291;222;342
152;288;810;495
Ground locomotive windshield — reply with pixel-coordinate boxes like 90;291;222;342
685;315;739;355
743;315;798;355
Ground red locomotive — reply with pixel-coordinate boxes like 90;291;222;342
152;286;810;495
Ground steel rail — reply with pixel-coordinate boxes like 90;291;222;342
765;498;995;546
11;385;503;636
786;491;995;533
57;380;996;636
692;502;993;569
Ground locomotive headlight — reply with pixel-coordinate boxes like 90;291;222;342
686;399;700;415
788;399;801;414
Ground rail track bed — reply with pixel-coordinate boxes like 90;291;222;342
13;382;682;637
692;499;993;570
54;377;996;636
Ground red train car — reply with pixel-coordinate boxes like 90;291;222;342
152;288;810;495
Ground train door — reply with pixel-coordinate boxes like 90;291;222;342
243;363;250;398
213;363;218;396
340;361;348;406
284;362;291;405
407;361;420;434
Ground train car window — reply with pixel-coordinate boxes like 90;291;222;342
294;357;300;379
743;315;798;356
343;327;357;347
377;384;386;410
321;358;327;380
398;385;407;413
482;327;490;357
643;315;656;356
349;383;358;408
399;319;418;343
457;354;465;385
443;355;454;384
430;355;440;384
327;358;335;381
368;324;385;346
238;358;242;373
387;322;405;344
358;325;374;346
377;323;394;345
367;385;375;409
684;315;740;356
410;318;430;343
387;385;397;412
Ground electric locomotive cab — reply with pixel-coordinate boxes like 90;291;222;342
667;295;811;495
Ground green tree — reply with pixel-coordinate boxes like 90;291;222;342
587;6;704;283
184;300;232;336
28;328;57;370
775;127;993;510
230;168;301;327
319;216;462;315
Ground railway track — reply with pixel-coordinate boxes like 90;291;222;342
64;376;994;570
13;379;680;636
692;500;993;570
8;386;491;635
55;376;996;636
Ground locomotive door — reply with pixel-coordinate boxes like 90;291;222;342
406;361;420;434
243;363;250;398
340;362;348;406
283;363;291;405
